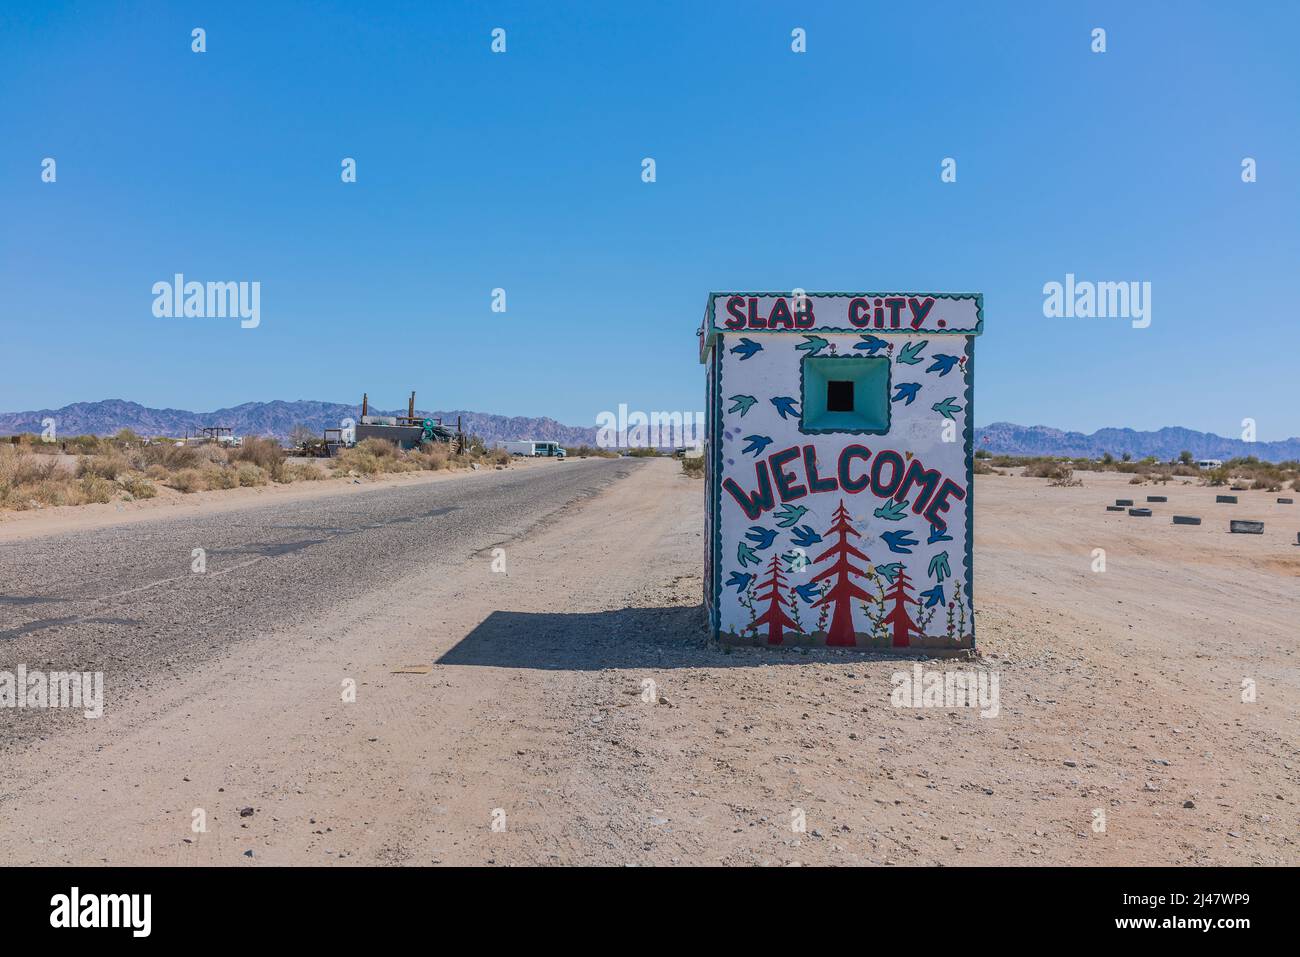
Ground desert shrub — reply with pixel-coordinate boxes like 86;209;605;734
284;462;326;481
1025;460;1074;481
168;468;207;493
78;474;116;504
230;437;286;481
973;458;994;475
76;450;130;480
413;447;451;470
627;447;659;457
192;444;230;465
201;465;238;490
1128;474;1145;485
1;447;77;509
356;437;399;458
1048;467;1083;487
133;443;201;471
61;435;101;454
0;447;61;487
331;449;383;475
680;455;704;478
567;445;617;459
118;473;157;499
234;462;268;486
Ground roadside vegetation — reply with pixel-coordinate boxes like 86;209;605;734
0;430;509;511
973;448;1300;491
329;437;509;476
565;445;619;458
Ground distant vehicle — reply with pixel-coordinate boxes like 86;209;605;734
506;440;566;458
1196;459;1223;470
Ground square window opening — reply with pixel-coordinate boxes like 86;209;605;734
800;355;890;434
826;380;854;412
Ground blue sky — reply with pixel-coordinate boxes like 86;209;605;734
2;1;1297;439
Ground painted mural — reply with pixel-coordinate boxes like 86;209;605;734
701;293;983;652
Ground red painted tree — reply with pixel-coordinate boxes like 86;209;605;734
753;554;798;645
884;565;920;648
811;500;871;646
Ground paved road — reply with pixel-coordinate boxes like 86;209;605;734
0;457;640;747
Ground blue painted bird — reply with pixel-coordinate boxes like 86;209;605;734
726;571;755;593
881;530;918;554
892;382;921;405
730;338;763;360
773;504;808;528
795;335;829;356
928;551;951;581
737;542;760;567
741;434;773;457
926;353;961;377
927;523;953;545
920;584;946;608
854;335;889;355
728;394;757;416
770;396;799;419
931;397;962;419
744;525;778;551
793;582;821;604
875;562;903;583
789;524;823;548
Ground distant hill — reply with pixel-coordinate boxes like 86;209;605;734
3;401;1297;462
0;399;599;447
974;422;1300;463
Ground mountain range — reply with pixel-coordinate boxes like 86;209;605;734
974;422;1300;463
0;399;599;447
1;400;1298;462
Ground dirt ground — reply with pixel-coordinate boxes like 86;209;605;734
1;459;1295;865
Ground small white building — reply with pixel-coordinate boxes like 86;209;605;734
700;291;984;652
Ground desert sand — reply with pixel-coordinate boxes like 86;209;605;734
0;460;1295;865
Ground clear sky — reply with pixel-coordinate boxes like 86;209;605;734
2;1;1296;439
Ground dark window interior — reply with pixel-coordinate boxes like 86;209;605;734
826;380;854;412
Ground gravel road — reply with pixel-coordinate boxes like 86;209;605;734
0;457;639;748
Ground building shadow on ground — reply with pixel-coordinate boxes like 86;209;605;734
436;603;914;670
